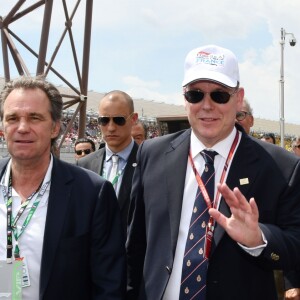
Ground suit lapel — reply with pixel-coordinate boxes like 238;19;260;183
118;143;138;209
39;158;73;298
95;149;105;175
212;133;260;252
165;130;191;255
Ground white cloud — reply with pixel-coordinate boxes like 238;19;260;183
1;0;300;124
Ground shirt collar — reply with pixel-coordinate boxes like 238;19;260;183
190;127;239;160
0;155;54;191
105;139;134;162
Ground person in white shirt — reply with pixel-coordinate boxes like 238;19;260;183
126;45;300;300
0;76;126;300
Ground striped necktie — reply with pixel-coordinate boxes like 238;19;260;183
179;150;218;300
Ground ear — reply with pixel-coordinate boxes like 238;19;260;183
51;121;61;139
236;88;245;110
131;113;138;124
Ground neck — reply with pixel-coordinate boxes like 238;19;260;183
10;156;50;201
108;139;132;153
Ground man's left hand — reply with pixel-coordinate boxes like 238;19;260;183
209;183;263;247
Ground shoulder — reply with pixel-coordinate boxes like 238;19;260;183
53;157;106;185
142;129;190;150
77;148;104;166
240;133;300;171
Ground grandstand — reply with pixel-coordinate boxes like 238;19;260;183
1;77;300;138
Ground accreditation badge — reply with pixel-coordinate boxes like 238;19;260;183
0;260;22;300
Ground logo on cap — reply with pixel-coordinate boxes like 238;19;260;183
196;51;225;67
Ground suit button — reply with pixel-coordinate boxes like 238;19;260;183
270;252;280;261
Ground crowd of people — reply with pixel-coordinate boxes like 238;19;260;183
0;44;300;300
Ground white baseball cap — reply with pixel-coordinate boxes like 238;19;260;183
182;45;240;88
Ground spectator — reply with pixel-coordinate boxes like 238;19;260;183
74;137;96;160
131;120;147;145
291;136;300;157
236;97;254;134
261;133;276;144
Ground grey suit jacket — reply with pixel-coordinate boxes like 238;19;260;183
126;127;300;300
77;142;138;233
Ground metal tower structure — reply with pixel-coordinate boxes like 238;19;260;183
0;0;93;150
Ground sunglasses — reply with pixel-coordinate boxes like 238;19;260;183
184;89;238;104
236;111;252;121
98;113;133;126
75;149;92;155
293;145;300;149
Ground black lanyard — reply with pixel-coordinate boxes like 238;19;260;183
3;174;47;262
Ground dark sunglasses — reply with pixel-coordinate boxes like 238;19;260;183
184;89;238;104
293;145;300;149
76;149;92;155
236;111;252;121
98;113;133;126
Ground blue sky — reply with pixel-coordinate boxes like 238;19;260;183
1;0;300;124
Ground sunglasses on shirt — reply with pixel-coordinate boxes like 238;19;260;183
75;149;92;155
184;89;238;104
98;113;133;126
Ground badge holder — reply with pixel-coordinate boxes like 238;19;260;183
0;260;22;300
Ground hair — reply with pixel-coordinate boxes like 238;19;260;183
292;136;300;145
242;97;253;115
0;76;63;145
100;90;134;113
261;133;276;144
135;120;148;138
75;137;96;152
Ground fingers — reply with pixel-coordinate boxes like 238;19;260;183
217;183;251;212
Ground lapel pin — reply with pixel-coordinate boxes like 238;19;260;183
239;178;249;185
132;163;137;167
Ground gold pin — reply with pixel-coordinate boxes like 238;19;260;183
239;178;249;185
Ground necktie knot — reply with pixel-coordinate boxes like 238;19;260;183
111;154;119;164
201;150;218;165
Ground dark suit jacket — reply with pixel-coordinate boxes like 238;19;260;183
77;143;138;233
0;157;126;300
126;128;300;300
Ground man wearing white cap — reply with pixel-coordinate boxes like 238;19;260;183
126;45;300;300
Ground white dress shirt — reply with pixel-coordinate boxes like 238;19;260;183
0;156;53;300
163;128;240;300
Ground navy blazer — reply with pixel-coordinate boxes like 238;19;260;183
0;157;126;300
126;128;300;300
77;142;138;233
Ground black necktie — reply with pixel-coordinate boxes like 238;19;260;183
180;150;218;300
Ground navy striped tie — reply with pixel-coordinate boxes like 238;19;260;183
180;150;218;300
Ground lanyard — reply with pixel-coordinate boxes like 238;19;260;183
110;165;126;185
3;175;50;262
188;130;240;259
103;159;126;185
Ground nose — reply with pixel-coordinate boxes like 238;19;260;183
106;119;117;130
201;94;215;109
17;118;30;132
